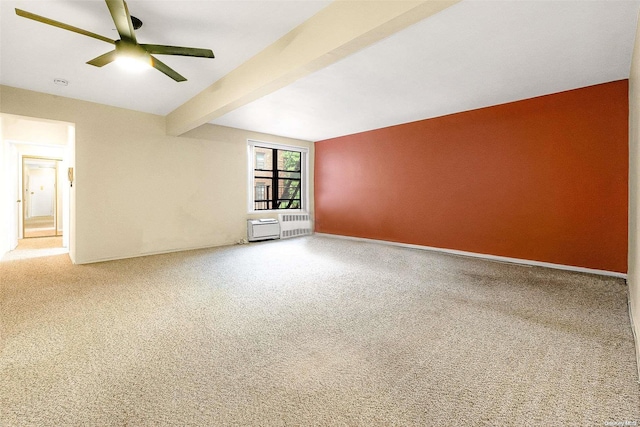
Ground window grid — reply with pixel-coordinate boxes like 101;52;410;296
252;146;302;211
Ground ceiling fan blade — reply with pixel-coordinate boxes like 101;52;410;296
141;44;215;59
150;55;186;82
87;50;118;67
105;0;136;43
15;9;115;45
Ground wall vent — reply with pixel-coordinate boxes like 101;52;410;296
278;214;313;239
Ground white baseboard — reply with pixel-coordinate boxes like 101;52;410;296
74;240;238;265
315;233;627;279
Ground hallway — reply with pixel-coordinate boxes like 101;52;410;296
1;236;66;262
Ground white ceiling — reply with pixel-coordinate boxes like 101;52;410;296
1;0;639;142
0;0;330;114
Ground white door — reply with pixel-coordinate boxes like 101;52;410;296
28;168;55;217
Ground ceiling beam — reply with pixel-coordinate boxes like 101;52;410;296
165;0;460;137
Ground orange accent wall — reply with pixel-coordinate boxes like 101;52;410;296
314;80;629;273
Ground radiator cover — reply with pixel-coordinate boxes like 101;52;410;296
278;214;313;239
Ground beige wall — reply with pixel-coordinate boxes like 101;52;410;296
3;114;69;145
0;85;313;264
629;12;640;370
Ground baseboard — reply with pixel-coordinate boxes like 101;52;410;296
315;233;627;279
74;240;239;265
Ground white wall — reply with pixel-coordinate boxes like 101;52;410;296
628;11;640;372
0;85;313;264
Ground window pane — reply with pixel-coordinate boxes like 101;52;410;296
279;171;301;179
255;171;273;180
277;177;301;209
256;153;265;170
255;147;273;170
277;200;300;209
278;179;300;197
254;177;271;210
278;150;300;172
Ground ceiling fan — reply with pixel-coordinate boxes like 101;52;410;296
15;0;214;82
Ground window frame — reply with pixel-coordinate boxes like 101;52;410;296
247;140;309;214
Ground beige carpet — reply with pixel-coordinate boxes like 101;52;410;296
1;236;639;426
23;216;56;238
2;237;66;262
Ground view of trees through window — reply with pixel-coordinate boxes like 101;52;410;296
253;146;302;210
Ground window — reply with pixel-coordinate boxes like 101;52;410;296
248;141;308;212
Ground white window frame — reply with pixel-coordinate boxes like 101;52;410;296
247;140;309;213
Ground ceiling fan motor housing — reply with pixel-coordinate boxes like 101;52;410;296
130;15;142;30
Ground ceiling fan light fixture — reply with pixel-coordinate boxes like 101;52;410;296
114;40;151;73
115;55;150;73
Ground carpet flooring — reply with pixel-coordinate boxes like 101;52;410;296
1;235;639;426
1;237;66;262
23;216;56;239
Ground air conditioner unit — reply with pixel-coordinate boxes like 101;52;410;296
247;219;280;242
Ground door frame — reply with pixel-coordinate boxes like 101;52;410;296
21;155;61;239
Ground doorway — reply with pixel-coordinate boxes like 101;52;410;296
1;113;74;262
22;157;60;238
